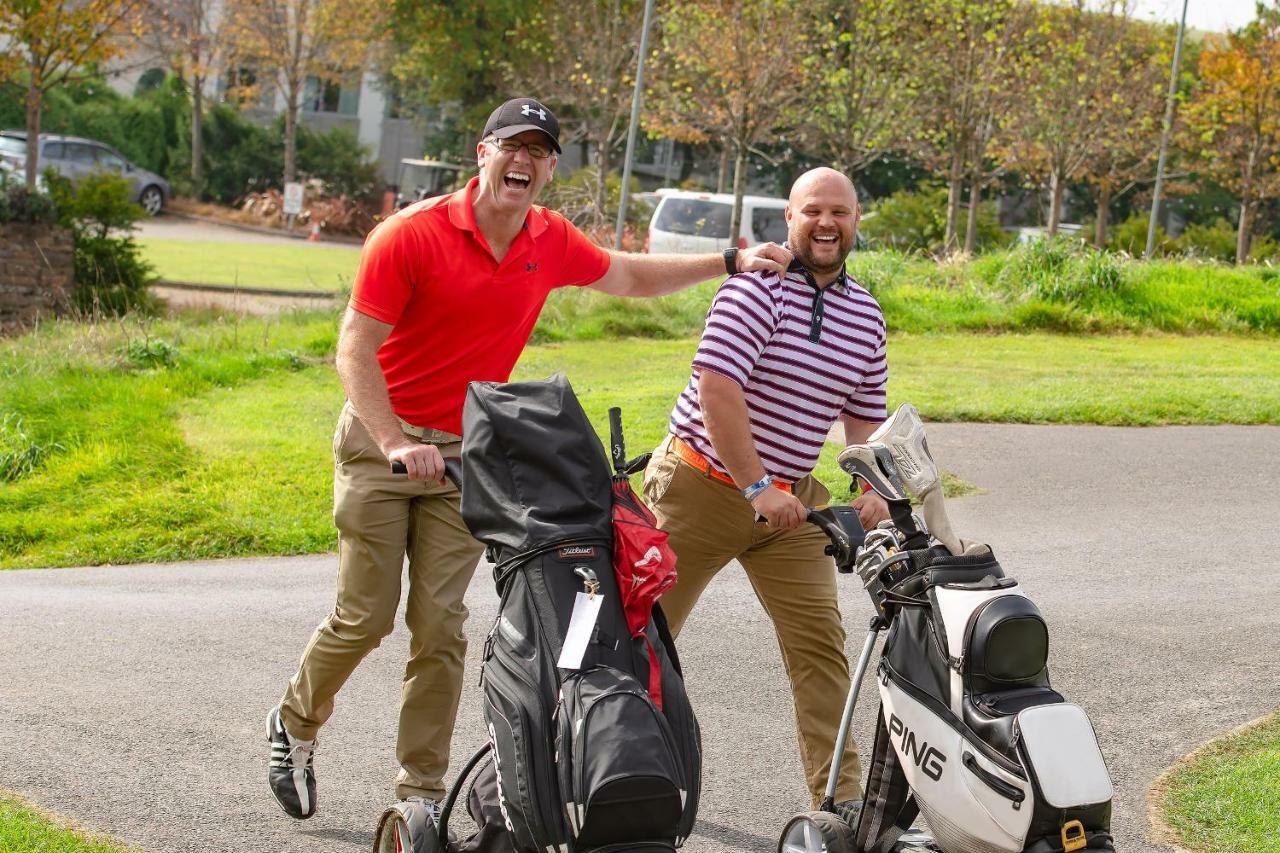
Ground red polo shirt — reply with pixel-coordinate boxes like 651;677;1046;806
349;177;611;434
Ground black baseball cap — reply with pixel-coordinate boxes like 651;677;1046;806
482;98;561;154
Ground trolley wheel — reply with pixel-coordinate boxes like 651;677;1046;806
374;801;443;853
778;810;855;853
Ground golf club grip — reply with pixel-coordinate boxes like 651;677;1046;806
388;458;464;489
608;406;625;472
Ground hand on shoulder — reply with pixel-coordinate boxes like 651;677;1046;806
735;242;793;276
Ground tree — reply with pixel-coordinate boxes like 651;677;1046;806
141;0;230;191
792;0;917;181
1077;15;1170;248
0;0;145;190
508;0;648;227
1182;2;1280;262
385;0;532;159
646;0;810;242
1007;2;1166;239
904;0;1031;254
221;0;384;189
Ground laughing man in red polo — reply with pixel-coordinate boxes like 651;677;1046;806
265;97;793;822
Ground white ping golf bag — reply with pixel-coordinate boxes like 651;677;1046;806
783;405;1115;853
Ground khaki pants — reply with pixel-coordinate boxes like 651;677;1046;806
280;402;485;800
642;437;861;808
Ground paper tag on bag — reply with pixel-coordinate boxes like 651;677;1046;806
556;592;603;670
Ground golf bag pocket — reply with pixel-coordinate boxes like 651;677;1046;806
556;665;685;848
879;672;1032;853
1017;703;1113;810
482;585;569;853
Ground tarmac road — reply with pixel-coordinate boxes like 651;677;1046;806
2;423;1277;853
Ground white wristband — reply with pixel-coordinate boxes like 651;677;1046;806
742;474;774;501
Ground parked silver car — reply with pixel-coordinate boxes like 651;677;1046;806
0;131;170;215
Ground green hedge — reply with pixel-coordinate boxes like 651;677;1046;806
1;74;381;204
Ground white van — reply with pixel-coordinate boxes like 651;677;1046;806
645;189;789;254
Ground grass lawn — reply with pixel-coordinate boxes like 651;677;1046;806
1;309;1277;569
1158;711;1280;852
138;237;359;292
0;794;129;852
133;238;1280;339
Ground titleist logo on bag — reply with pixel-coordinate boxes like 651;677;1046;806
557;545;597;559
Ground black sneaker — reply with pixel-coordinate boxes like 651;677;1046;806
834;799;863;827
267;706;317;819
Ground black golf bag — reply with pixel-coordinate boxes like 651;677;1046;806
855;545;1115;853
457;374;701;853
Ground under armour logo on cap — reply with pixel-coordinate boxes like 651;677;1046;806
482;97;561;154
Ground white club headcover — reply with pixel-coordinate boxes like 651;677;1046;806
866;403;941;499
837;443;907;502
845;403;964;556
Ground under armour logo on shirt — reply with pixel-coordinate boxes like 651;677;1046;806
526;262;539;273
521;104;547;121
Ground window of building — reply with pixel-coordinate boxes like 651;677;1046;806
304;76;359;115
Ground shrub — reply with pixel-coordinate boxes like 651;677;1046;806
1250;234;1279;262
73;235;159;315
860;187;1009;254
1108;213;1176;256
296;125;383;202
0;177;59;225
117;335;180;369
189;104;281;203
1177;218;1238;261
47;171;157;315
993;238;1124;304
1;73;381;206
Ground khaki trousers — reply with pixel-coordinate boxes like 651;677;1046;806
280;402;485;800
642;436;861;808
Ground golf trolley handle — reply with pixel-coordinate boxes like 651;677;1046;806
748;505;864;571
390;457;463;489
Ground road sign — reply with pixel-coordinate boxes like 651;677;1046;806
283;182;304;216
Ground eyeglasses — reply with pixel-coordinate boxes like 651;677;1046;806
487;137;554;159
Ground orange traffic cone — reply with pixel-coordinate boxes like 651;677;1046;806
308;223;321;242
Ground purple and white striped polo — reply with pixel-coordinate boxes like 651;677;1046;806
668;267;887;484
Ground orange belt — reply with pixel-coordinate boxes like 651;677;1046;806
671;436;792;494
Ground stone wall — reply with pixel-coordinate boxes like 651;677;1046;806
0;223;74;332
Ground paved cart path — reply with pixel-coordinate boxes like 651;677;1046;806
2;424;1278;852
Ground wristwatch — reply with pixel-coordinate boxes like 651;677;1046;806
723;247;739;276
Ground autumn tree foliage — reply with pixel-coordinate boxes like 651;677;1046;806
141;0;232;190
0;0;145;189
221;0;384;190
508;0;649;224
792;0;917;180
386;0;529;147
1182;2;1280;262
645;0;810;241
1009;2;1144;236
1076;15;1170;248
904;0;1032;254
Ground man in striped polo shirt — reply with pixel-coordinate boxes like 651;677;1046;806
643;167;889;811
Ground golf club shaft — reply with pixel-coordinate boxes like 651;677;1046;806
920;488;961;555
823;626;881;805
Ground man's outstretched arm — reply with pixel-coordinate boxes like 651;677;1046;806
588;243;793;298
